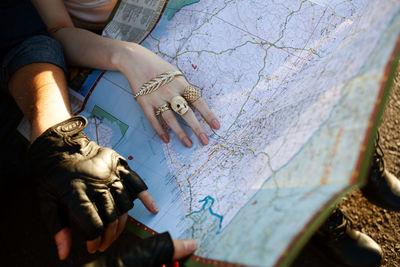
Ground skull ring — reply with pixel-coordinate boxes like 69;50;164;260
171;96;189;116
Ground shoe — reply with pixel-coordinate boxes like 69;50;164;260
362;132;400;210
312;209;382;267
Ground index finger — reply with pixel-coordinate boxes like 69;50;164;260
191;98;220;130
138;191;159;214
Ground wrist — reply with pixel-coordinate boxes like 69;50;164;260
112;42;140;74
30;112;72;143
111;41;179;96
113;43;159;94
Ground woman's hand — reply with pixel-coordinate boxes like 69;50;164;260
117;42;220;147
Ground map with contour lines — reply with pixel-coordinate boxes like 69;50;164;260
75;1;400;266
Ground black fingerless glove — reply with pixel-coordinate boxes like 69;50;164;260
93;232;174;267
29;116;147;240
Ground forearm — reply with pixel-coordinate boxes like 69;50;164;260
8;63;72;142
31;0;169;92
52;27;171;93
31;0;132;72
51;27;131;71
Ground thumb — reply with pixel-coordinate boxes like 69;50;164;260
54;227;72;260
138;191;159;214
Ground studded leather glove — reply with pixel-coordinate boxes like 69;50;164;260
85;232;174;267
29;116;147;240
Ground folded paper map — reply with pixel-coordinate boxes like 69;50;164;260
20;0;400;266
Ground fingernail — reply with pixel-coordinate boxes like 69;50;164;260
199;133;209;145
211;119;220;129
182;137;192;147
161;133;170;143
151;202;159;213
183;240;197;252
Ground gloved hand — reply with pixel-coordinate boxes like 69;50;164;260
29;116;156;252
85;232;175;267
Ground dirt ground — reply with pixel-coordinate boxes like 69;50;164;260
292;61;400;267
1;65;399;267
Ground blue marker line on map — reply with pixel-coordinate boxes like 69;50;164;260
187;196;223;233
165;0;200;20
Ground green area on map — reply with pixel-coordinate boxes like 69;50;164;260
165;0;200;20
91;105;129;136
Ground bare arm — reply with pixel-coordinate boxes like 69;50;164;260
9;63;72;142
31;0;127;70
30;0;172;93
